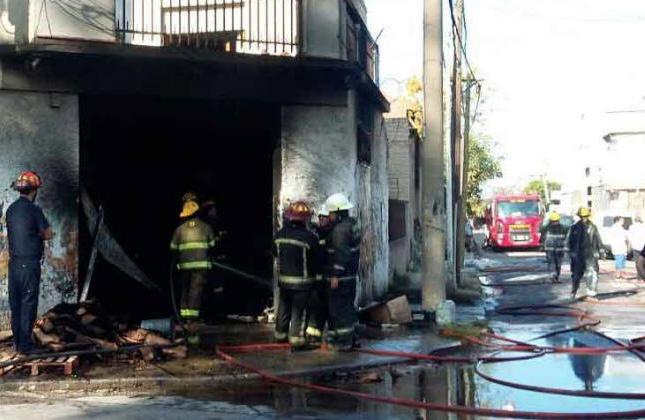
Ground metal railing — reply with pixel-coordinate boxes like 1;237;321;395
115;0;301;56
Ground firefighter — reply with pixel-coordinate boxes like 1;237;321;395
198;197;226;319
324;193;361;351
542;212;567;283
5;171;53;355
567;207;603;301
170;193;216;343
274;201;320;349
305;204;332;345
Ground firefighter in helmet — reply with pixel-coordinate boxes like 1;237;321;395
170;192;216;343
542;212;567;283
274;201;320;349
324;193;361;351
305;204;332;345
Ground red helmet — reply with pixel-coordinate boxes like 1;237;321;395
284;201;312;222
12;171;43;192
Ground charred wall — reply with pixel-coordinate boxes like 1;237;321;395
0;90;79;329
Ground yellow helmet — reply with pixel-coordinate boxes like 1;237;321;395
577;207;591;218
549;212;561;222
180;200;200;218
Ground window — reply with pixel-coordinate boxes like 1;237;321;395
496;200;540;217
585;167;591;177
587;186;592;196
389;200;407;241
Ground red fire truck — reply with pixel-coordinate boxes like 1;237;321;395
485;194;544;249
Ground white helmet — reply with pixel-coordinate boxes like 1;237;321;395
325;193;354;213
318;204;329;217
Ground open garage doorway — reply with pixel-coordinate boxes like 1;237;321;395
80;95;280;321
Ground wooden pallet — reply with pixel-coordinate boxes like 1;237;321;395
17;356;80;376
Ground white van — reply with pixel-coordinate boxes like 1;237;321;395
593;211;635;257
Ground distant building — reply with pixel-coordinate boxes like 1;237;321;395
385;101;422;284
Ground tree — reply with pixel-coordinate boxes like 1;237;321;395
523;179;561;204
466;134;502;216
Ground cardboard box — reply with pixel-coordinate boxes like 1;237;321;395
364;295;413;324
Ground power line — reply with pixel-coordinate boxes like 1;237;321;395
448;0;480;90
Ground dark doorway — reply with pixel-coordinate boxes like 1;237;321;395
80;95;279;320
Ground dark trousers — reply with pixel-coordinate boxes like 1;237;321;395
306;283;328;341
547;251;563;278
327;278;357;348
179;269;207;319
276;288;311;346
8;259;41;353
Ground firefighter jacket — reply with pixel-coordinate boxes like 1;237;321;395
315;224;333;280
542;222;567;252
274;223;321;290
567;220;603;273
170;217;217;271
326;217;361;282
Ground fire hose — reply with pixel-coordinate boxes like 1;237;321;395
215;303;645;418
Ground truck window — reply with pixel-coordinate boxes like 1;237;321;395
497;201;540;217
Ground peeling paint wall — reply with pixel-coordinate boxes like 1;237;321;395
0;90;79;329
356;111;388;302
280;91;388;305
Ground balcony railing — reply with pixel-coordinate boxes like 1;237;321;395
115;0;301;56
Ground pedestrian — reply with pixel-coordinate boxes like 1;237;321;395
305;204;331;346
636;244;645;281
274;201;320;349
5;171;53;355
542;212;567;283
567;207;603;301
323;193;361;351
170;192;216;345
607;217;629;279
628;217;645;262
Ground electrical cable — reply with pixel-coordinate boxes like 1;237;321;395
447;0;480;90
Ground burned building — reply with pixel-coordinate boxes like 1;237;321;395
0;0;389;324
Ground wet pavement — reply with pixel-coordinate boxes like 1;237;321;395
2;251;645;419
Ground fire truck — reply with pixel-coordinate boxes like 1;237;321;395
485;194;544;249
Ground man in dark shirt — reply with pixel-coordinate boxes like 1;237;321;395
5;171;53;354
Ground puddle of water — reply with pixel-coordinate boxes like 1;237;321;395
167;330;645;419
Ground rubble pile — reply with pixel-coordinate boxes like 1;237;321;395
32;301;187;361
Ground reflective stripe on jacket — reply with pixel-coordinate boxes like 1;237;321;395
275;223;321;290
326;217;361;279
170;217;216;271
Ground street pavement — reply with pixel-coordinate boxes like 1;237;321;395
1;251;644;419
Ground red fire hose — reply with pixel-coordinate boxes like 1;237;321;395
215;303;645;418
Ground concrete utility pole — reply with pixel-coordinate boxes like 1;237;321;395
422;0;447;311
457;79;477;280
451;0;465;287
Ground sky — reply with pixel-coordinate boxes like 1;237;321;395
364;0;645;192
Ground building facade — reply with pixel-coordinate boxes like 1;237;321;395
0;0;389;323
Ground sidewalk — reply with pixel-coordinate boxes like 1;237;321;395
0;323;460;396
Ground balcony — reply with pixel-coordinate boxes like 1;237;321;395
0;0;380;85
115;0;301;56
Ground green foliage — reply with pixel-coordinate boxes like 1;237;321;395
523;179;561;203
466;135;502;216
